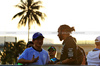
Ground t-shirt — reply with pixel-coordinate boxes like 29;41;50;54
18;47;50;65
87;49;100;66
60;36;77;64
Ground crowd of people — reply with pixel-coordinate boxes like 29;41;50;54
17;24;100;66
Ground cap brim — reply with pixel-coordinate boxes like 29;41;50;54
34;36;44;39
95;41;100;42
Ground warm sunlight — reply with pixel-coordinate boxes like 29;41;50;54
1;0;100;65
0;0;100;44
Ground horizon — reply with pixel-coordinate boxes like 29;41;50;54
0;36;95;45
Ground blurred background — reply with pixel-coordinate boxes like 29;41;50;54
0;0;100;64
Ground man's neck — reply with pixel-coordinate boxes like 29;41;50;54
96;46;100;49
63;34;70;40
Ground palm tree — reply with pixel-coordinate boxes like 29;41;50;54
12;0;46;41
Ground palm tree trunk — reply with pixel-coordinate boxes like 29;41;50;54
28;18;30;42
28;25;29;42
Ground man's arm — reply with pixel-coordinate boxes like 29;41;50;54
18;59;33;64
56;58;75;64
18;55;39;64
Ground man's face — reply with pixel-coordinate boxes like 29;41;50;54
48;49;56;57
33;37;43;48
57;28;63;41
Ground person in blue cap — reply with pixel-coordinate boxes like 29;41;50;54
48;46;59;64
17;32;50;65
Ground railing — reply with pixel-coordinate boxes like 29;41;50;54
0;64;96;66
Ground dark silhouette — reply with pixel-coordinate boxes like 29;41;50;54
26;41;33;48
12;0;46;41
56;24;81;65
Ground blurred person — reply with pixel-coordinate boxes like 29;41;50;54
56;24;77;65
78;46;87;65
73;37;87;65
48;46;59;63
18;41;34;65
17;32;50;65
26;41;34;48
87;36;100;66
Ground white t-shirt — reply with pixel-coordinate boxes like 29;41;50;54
87;50;100;66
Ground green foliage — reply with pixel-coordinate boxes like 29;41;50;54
1;40;26;64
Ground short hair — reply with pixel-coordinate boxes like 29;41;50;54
27;41;33;47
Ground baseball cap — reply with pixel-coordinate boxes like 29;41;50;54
32;32;44;39
95;36;100;42
48;46;56;51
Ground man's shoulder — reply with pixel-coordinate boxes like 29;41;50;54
42;49;48;54
65;36;74;42
64;36;76;45
24;47;33;52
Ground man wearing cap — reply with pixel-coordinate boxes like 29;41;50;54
17;32;50;65
48;46;59;63
87;36;100;66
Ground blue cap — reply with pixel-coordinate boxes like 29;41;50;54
32;32;44;39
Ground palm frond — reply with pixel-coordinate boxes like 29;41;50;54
32;1;42;6
29;13;34;22
35;11;46;21
15;5;26;10
27;0;33;7
18;15;24;25
35;11;42;16
12;11;25;20
31;6;42;10
23;15;28;26
17;16;24;29
20;0;27;6
32;12;40;25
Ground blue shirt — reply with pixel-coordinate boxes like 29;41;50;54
18;47;50;65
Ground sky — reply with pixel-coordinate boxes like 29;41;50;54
0;0;100;44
